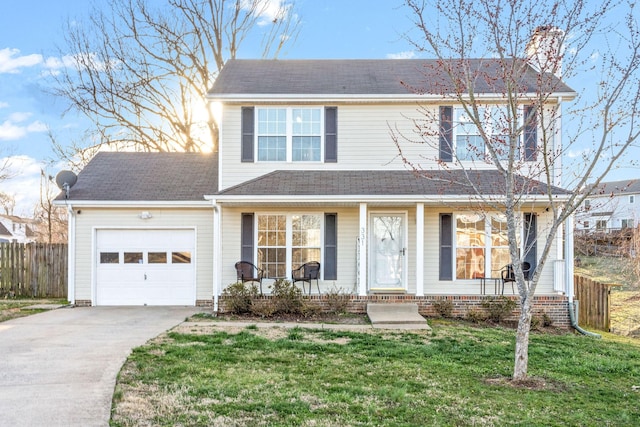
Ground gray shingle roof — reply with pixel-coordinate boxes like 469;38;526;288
58;152;218;202
209;59;575;96
217;170;569;197
588;179;640;196
0;222;12;236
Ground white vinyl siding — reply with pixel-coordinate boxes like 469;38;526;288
72;208;213;303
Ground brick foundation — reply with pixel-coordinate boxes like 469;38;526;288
218;294;571;329
74;300;92;307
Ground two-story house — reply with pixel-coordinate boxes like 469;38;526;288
577;179;640;232
0;214;36;243
56;56;576;325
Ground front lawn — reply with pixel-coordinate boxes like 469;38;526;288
0;299;68;323
111;320;640;426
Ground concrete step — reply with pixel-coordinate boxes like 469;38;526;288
366;303;430;329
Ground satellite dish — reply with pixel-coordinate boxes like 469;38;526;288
55;170;77;199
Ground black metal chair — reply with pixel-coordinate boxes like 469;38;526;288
501;262;531;295
292;261;321;295
235;261;265;294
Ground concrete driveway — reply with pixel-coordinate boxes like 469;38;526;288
0;306;200;427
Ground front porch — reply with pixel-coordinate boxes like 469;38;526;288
214;293;571;328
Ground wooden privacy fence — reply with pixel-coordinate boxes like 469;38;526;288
574;274;621;332
0;242;68;298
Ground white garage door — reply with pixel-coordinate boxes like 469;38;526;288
96;229;196;306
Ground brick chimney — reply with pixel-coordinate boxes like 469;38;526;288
526;26;564;77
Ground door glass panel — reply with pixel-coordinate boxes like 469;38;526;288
124;252;143;264
172;251;192;264
100;252;119;264
148;252;167;264
371;215;404;288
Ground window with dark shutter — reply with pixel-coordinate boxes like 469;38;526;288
523;213;537;276
241;213;254;263
439;106;453;162
440;213;453;280
241;107;254;162
524;105;537;161
324;213;337;280
325;107;337;163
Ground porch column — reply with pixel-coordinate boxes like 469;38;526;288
358;203;367;296
212;201;222;310
416;203;424;296
565;214;575;300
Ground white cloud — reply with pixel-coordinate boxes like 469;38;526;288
386;51;416;59
242;0;292;26
0;102;8;109
1;156;44;216
0;113;49;141
0;48;43;74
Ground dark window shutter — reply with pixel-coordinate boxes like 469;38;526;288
241;107;254;162
324;213;338;280
440;213;453;280
523;213;537;278
524;105;537;161
325;106;337;163
439;106;453;162
241;213;254;263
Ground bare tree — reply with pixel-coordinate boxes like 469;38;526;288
33;169;68;244
395;0;640;381
52;0;300;157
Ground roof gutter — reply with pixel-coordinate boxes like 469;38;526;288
213;194;572;204
52;200;213;208
207;92;577;103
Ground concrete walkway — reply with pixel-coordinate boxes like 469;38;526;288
0;306;200;427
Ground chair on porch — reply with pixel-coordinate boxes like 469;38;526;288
500;262;531;295
235;261;265;294
292;261;321;295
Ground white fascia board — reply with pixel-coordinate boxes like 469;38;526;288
52;200;213;208
215;194;571;204
207;91;577;103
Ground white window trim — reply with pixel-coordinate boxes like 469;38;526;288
453;105;524;162
452;212;521;281
255;212;324;280
255;107;325;163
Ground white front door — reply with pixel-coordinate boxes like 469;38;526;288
369;214;406;290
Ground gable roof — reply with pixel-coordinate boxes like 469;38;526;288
587;179;640;196
0;222;12;237
56;152;218;202
217;169;569;198
208;59;575;98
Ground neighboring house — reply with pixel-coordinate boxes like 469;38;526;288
55;37;577;325
0;215;36;244
577;179;640;232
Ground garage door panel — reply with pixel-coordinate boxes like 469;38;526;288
95;229;196;306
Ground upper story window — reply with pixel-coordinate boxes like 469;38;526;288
440;105;536;163
242;106;337;163
630;195;635;204
454;106;513;161
256;107;322;162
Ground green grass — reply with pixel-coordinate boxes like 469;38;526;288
0;298;68;322
111;321;640;426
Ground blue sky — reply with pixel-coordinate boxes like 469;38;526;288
0;0;637;215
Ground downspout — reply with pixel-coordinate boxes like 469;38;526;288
66;204;76;305
565;214;601;338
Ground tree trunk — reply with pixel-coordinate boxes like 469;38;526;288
513;293;533;381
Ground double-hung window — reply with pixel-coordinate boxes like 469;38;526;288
454;213;514;280
256;107;322;162
453;106;515;161
256;213;322;278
